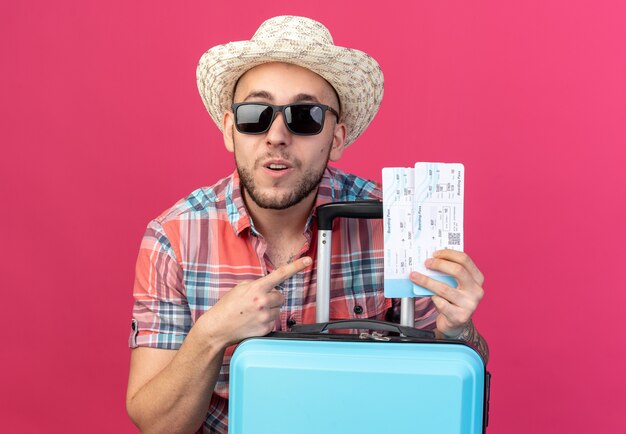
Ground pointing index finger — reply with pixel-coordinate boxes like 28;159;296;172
258;256;312;291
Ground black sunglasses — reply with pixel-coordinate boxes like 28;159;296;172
231;102;340;136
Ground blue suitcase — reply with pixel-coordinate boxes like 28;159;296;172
229;201;490;434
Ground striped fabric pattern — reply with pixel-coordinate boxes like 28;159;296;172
130;166;437;434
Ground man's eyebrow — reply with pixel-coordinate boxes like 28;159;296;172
290;93;319;103
242;92;322;104
243;90;274;102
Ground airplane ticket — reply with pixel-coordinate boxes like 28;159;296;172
383;163;464;297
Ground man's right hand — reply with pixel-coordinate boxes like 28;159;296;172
201;256;312;347
126;255;312;433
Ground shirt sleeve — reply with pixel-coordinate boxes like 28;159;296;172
129;219;191;350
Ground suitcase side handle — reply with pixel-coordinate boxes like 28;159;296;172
316;200;383;230
292;319;435;339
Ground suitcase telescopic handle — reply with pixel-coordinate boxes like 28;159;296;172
315;200;415;327
316;201;382;323
316;200;383;230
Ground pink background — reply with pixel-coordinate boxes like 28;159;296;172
1;1;625;432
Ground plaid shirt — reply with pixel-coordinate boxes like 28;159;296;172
129;166;437;434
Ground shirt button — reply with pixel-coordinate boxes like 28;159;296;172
353;305;364;315
286;318;297;328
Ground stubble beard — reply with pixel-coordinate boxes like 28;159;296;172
235;140;332;211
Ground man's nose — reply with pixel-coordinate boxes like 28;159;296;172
264;112;291;146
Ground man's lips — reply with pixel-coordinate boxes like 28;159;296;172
267;163;289;170
261;159;293;172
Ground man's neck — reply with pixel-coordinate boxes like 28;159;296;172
243;189;318;240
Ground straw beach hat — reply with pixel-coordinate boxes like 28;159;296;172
196;15;384;147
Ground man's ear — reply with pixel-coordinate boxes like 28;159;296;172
223;111;235;153
329;122;347;161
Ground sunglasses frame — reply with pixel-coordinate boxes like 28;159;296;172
231;102;340;136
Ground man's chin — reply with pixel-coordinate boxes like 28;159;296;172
238;163;327;211
249;191;306;210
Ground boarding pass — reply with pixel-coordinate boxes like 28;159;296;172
382;163;464;297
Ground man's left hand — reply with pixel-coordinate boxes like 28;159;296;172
409;249;485;338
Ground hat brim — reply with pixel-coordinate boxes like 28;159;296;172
196;39;384;147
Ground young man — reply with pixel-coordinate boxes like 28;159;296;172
126;16;488;434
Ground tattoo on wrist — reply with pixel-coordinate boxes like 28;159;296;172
457;322;490;363
452;321;489;364
455;322;473;340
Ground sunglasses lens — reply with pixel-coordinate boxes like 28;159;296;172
286;105;324;135
235;104;274;133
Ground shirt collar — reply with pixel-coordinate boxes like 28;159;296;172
226;171;254;236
